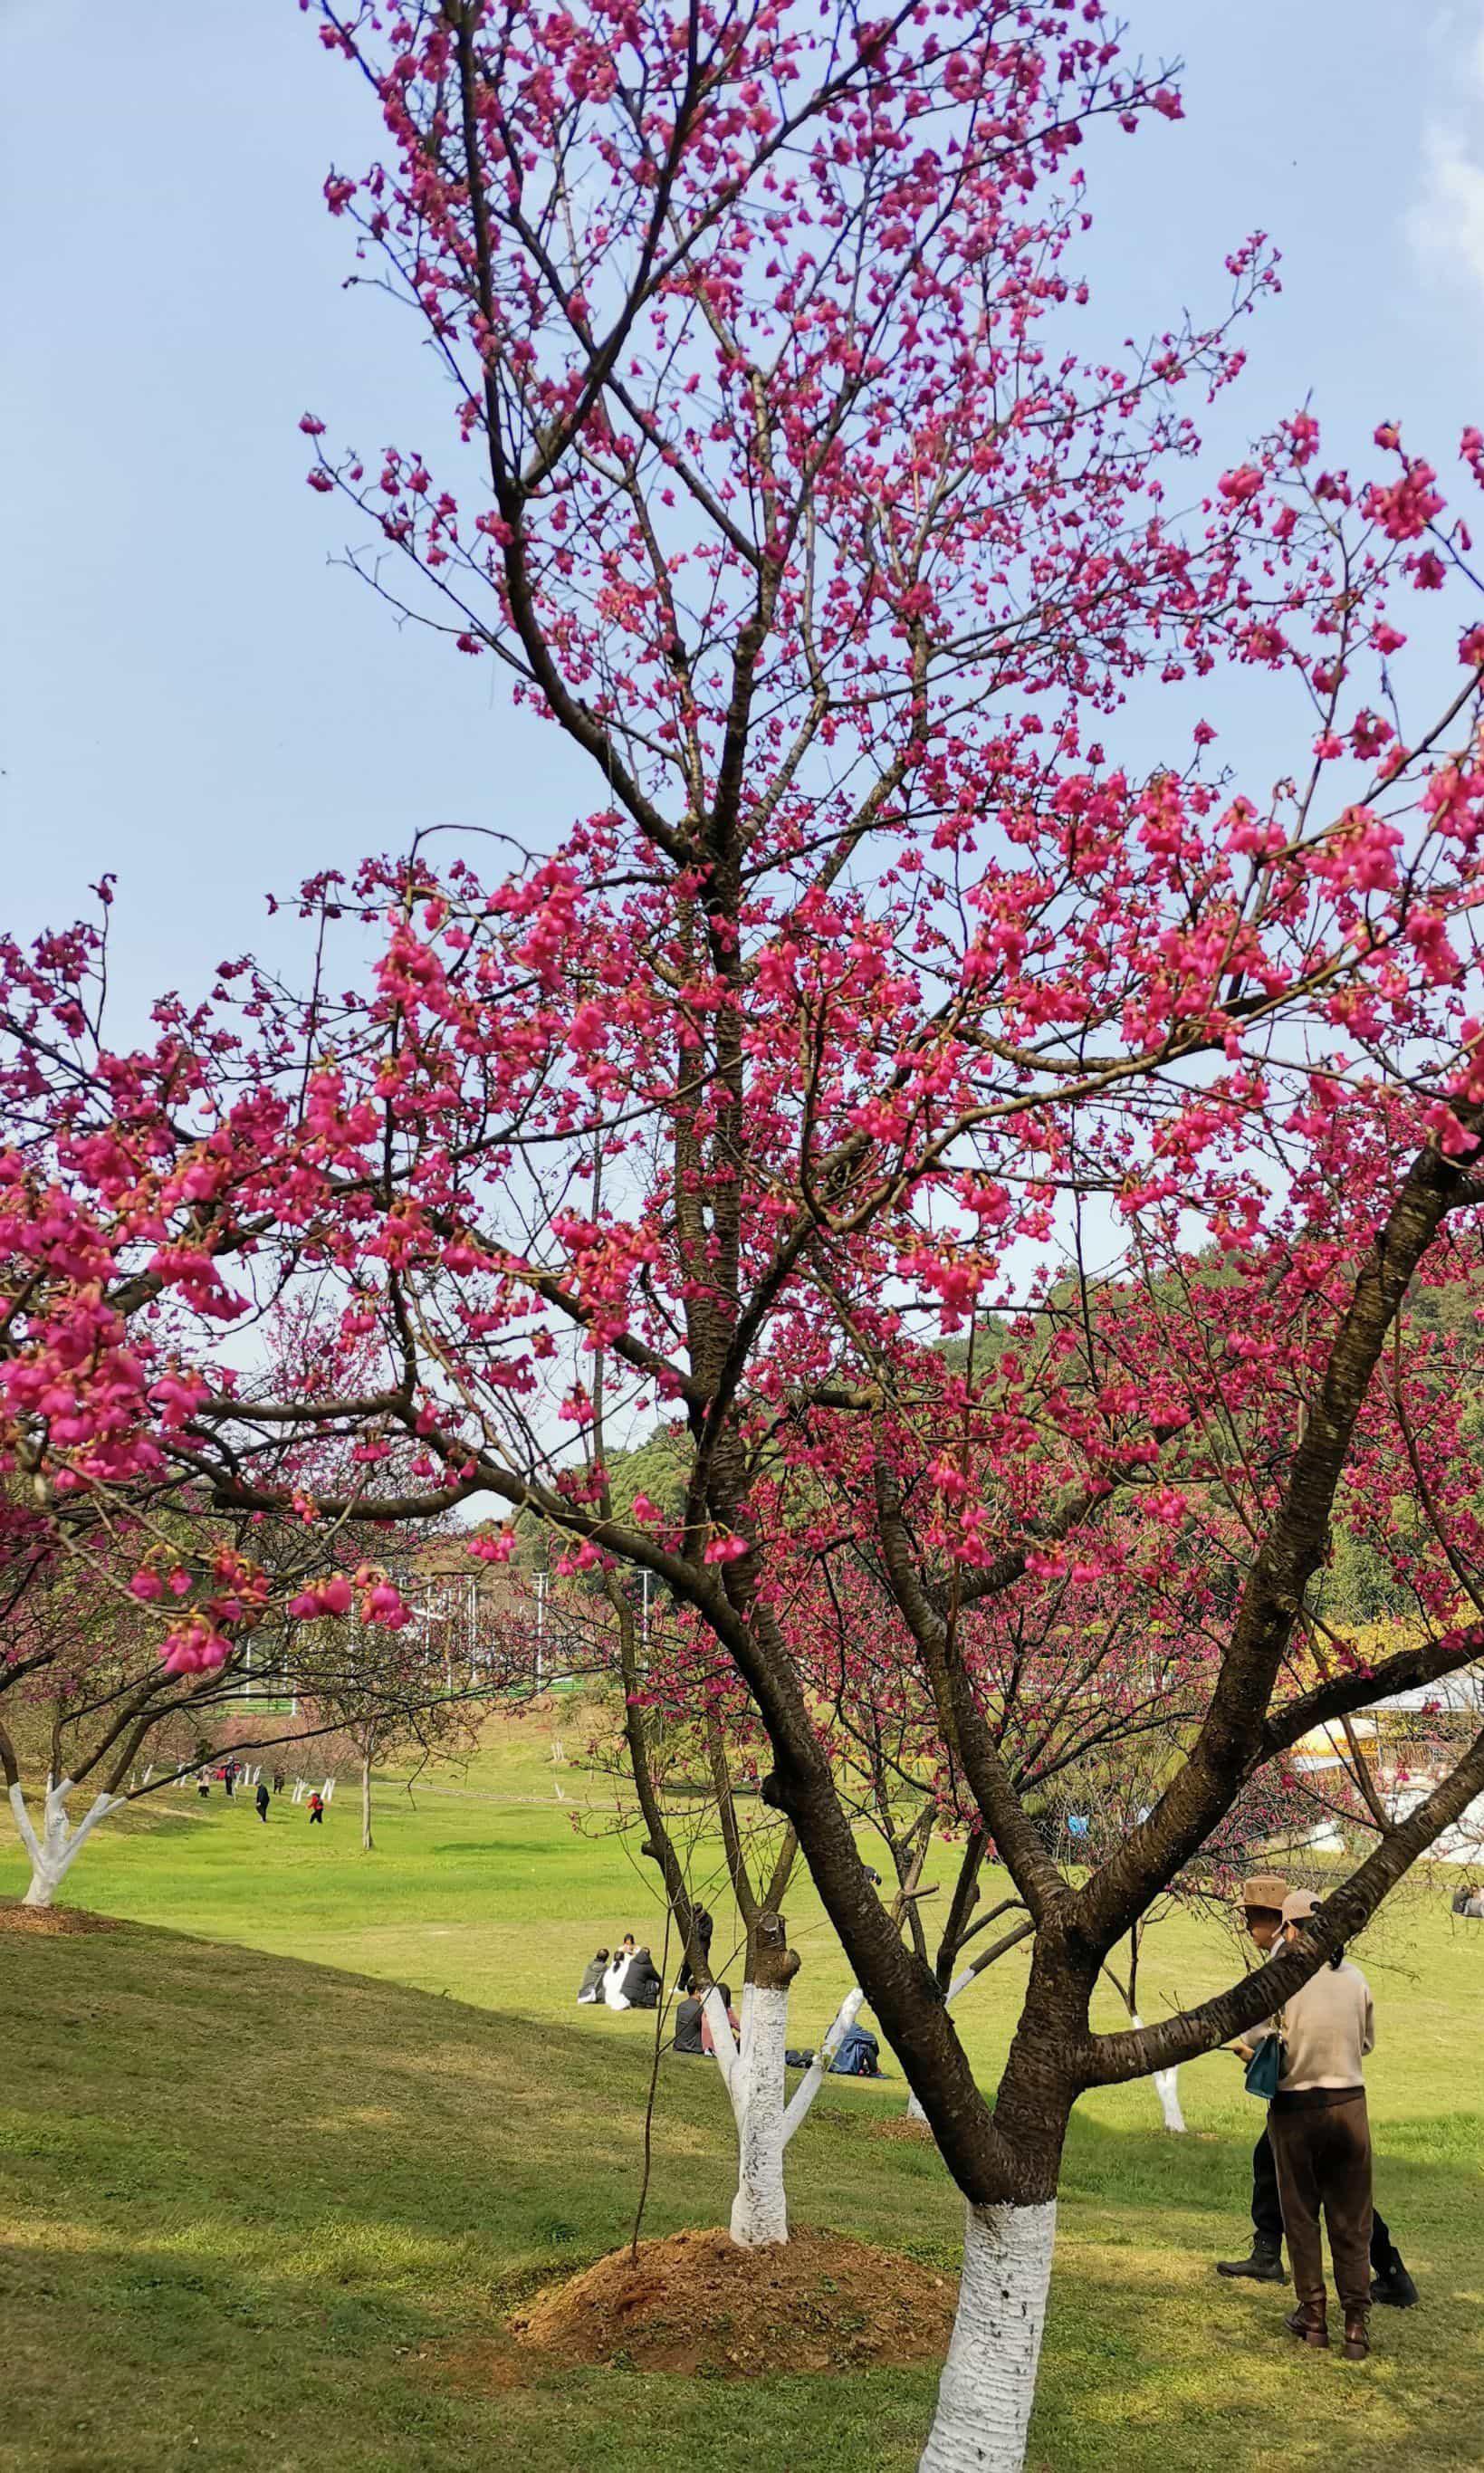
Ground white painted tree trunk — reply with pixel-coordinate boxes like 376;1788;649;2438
1129;2013;1186;2133
781;1984;865;2144
10;1779;120;1910
701;1981;791;2248
728;1982;790;2247
360;1753;374;1853
919;2199;1057;2473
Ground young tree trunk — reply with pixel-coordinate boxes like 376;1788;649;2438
918;2198;1058;2473
781;1983;866;2142
9;1779;119;1909
728;1979;790;2247
1129;2014;1186;2133
360;1750;373;1853
704;1911;801;2249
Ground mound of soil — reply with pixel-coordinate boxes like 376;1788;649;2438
511;2225;955;2378
0;1900;118;1937
868;2114;936;2143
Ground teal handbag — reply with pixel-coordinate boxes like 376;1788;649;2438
1244;2031;1283;2100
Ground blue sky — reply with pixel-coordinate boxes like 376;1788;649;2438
5;1;1484;1025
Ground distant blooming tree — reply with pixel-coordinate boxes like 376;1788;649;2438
0;1497;501;1907
8;5;1484;2463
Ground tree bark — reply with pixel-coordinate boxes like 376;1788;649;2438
360;1749;374;1853
919;2199;1057;2473
10;1778;118;1908
728;1980;790;2246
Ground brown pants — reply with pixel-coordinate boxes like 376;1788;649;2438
1269;2093;1374;2314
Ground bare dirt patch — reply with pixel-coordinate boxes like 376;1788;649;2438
867;2114;936;2144
0;1901;120;1937
509;2224;956;2378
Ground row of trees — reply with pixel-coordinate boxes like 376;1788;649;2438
7;5;1484;2465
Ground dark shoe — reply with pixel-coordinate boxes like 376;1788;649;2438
1371;2260;1419;2308
1286;2301;1329;2349
1217;2241;1287;2284
1343;2309;1370;2362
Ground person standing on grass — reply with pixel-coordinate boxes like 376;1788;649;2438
1258;1890;1378;2361
273;1768;284;1796
307;1790;325;1826
677;1904;713;1995
254;1779;270;1824
1216;1874;1417;2309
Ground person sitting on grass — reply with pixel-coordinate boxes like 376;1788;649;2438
674;1989;706;2054
829;2022;883;2077
603;1940;636;2008
701;1981;741;2055
577;1948;610;2004
618;1941;663;2010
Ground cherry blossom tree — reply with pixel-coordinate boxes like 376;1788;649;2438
8;5;1484;2464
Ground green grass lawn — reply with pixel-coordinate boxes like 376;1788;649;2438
2;1718;1481;2471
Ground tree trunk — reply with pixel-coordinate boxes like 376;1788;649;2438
703;1912;801;2250
918;2199;1057;2473
1129;2013;1186;2133
728;1980;790;2247
10;1778;118;1909
905;1958;976;2119
360;1751;373;1853
781;1983;865;2142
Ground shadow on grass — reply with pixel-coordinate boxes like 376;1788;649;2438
2;1922;1480;2473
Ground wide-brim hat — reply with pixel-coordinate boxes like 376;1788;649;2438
1240;1874;1291;1912
1280;1890;1321;1923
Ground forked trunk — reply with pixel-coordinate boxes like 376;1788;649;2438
918;2199;1057;2473
10;1778;120;1910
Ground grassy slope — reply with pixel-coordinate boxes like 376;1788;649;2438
2;1719;1481;2472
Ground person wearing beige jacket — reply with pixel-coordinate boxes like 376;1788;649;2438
1266;1890;1377;2361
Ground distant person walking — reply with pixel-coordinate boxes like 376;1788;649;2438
273;1768;285;1797
254;1780;270;1824
308;1790;325;1826
197;1774;210;1801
